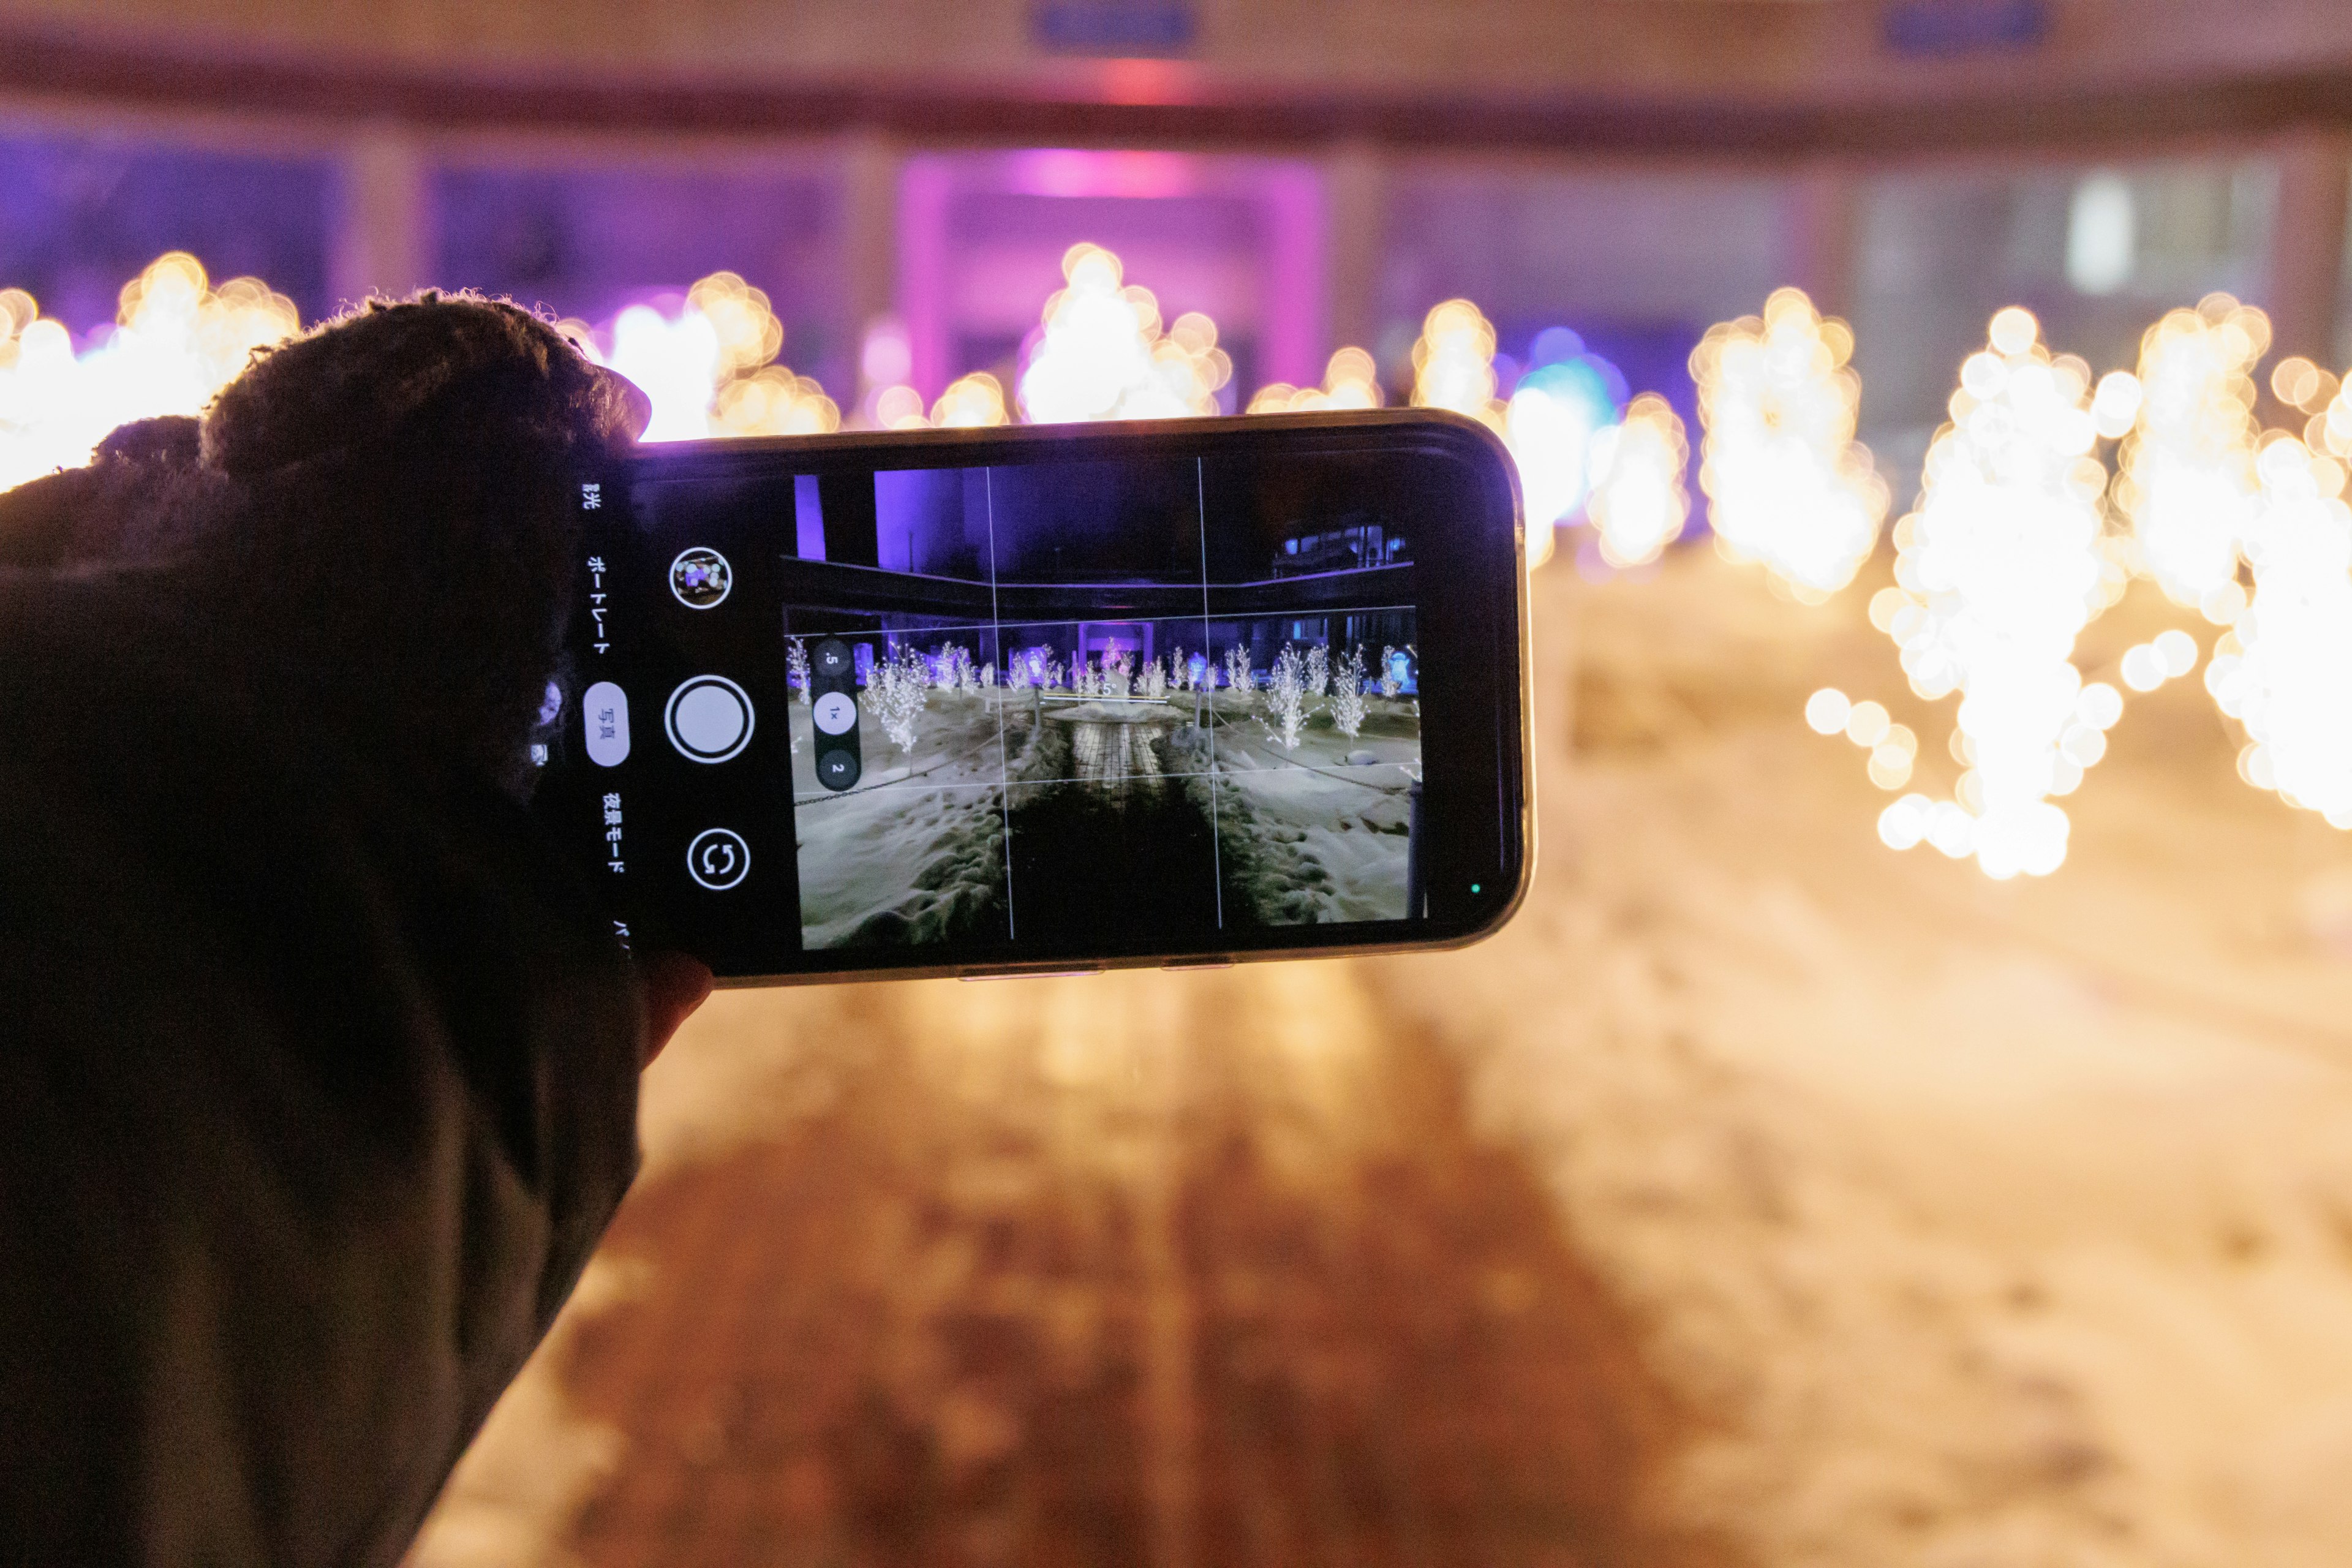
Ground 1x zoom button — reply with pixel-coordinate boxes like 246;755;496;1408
813;690;856;736
685;827;750;891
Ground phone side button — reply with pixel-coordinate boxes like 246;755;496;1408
1161;957;1234;971
957;967;1104;982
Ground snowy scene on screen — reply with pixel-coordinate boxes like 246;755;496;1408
780;458;1423;951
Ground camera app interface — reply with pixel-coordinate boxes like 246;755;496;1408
782;455;1422;953
555;445;1443;971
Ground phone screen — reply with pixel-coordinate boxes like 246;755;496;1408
537;415;1527;981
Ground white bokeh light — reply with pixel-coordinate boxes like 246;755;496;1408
1583;394;1689;568
1691;288;1888;602
0;253;298;492
1016;243;1228;423
1248;345;1383;415
1871;307;2113;880
2206;437;2352;827
2114;295;2267;618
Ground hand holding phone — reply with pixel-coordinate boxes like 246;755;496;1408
533;411;1532;983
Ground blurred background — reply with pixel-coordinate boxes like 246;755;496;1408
9;1;2352;1564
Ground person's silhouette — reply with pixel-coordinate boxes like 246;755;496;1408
0;295;707;1567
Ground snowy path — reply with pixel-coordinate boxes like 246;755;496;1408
413;548;2352;1568
1376;551;2352;1567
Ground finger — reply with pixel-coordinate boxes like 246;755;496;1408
635;950;714;1066
590;366;652;446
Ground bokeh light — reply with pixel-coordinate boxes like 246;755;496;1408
1583;393;1689;568
10;243;2349;880
1871;307;2113;879
872;383;931;431
0;252;298;491
1408;307;1657;573
604;300;722;440
592;271;840;440
712;365;843;437
2206;435;2352;827
1408;300;1507;437
1506;334;1624;547
2113;294;2267;619
1691;288;1888;602
1246;345;1384;414
1016;243;1230;422
2310;364;2352;461
930;372;1010;428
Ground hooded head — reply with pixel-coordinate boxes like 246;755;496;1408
0;293;652;796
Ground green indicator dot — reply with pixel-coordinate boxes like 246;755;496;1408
1470;883;1482;894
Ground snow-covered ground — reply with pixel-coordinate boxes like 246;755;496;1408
417;546;2352;1568
1197;690;1419;924
788;693;1006;948
791;681;1425;940
1378;548;2352;1567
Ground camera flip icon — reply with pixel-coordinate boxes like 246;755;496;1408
685;827;750;891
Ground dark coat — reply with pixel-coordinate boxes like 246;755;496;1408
0;298;650;1567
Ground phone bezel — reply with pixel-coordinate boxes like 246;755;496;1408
553;409;1535;984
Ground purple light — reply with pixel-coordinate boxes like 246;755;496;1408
899;151;1326;401
1005;149;1197;200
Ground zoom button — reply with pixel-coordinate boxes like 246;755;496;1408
813;690;856;736
813;638;854;680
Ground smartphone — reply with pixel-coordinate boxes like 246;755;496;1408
532;410;1532;983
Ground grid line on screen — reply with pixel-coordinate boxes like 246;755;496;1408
984;467;1017;941
1198;456;1223;932
921;456;1239;939
791;453;1425;954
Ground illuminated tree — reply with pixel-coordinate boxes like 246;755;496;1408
1224;645;1254;709
870;644;930;753
1264;645;1307;750
786;638;811;704
1330;646;1368;739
